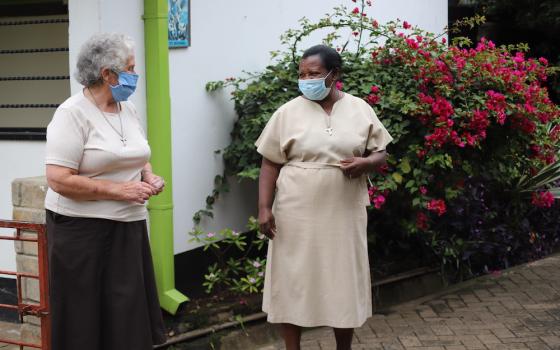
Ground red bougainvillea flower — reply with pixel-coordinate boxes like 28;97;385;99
336;81;344;91
367;94;381;105
403;21;411;29
377;164;389;174
420;186;428;195
531;191;555;208
371;85;379;93
372;20;379;28
485;90;507;125
352;7;360;14
406;38;419;49
368;186;377;201
373;195;386;209
416;212;429;230
426;199;447;216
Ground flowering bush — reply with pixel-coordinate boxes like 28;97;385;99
189;218;267;294
199;0;560;284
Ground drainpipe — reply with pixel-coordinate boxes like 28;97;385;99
143;0;189;314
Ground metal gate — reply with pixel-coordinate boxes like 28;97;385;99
0;220;50;350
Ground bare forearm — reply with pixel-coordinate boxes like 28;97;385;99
258;159;282;211
365;150;387;171
48;174;121;201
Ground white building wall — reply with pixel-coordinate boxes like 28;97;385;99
0;0;447;265
0;142;46;272
170;0;448;253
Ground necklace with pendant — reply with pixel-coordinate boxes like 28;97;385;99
88;87;127;147
323;90;342;136
325;115;334;136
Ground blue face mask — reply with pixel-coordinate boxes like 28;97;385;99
298;70;334;101
110;71;138;102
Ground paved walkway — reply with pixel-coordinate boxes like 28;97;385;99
260;254;560;350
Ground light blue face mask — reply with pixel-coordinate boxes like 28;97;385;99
110;71;138;102
298;70;334;101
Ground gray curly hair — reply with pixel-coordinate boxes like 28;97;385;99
75;33;135;86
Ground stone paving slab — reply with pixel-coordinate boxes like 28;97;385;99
259;254;560;350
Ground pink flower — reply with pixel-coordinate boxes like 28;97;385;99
373;195;386;209
367;94;381;105
336;81;344;91
531;191;555;208
372;20;379;28
252;261;261;268
207;232;215;238
406;38;419;49
431;96;454;119
366;0;372;6
370;85;379;93
426;199;446;216
485;90;507;125
418;92;434;105
403;21;411;29
513;52;525;64
416;212;428;230
539;57;549;66
352;7;360;14
248;277;256;284
352;31;360;36
470;109;490;131
441;37;447;44
420;186;428;195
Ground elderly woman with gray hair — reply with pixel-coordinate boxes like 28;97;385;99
44;33;167;350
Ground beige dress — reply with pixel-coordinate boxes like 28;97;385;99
256;93;393;328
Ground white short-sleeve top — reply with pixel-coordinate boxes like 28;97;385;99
45;90;151;222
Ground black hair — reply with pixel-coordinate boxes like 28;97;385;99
301;45;342;72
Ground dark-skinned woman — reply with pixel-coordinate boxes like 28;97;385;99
256;45;393;350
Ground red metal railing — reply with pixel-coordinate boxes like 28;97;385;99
0;220;50;350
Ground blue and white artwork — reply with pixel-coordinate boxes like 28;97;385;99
168;0;190;48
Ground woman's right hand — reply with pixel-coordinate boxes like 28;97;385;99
258;208;277;239
116;181;158;204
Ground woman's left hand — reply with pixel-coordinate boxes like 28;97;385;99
142;171;165;195
340;157;372;179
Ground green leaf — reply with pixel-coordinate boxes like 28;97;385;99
400;157;412;174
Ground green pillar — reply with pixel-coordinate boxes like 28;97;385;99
143;0;188;315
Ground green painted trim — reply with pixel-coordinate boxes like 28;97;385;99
143;0;188;315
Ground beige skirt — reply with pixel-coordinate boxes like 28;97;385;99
262;162;372;328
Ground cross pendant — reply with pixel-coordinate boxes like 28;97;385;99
325;127;334;136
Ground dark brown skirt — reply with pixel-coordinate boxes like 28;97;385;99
46;210;167;350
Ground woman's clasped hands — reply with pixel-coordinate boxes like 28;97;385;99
117;171;165;204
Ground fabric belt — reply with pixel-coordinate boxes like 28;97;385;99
285;161;342;169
